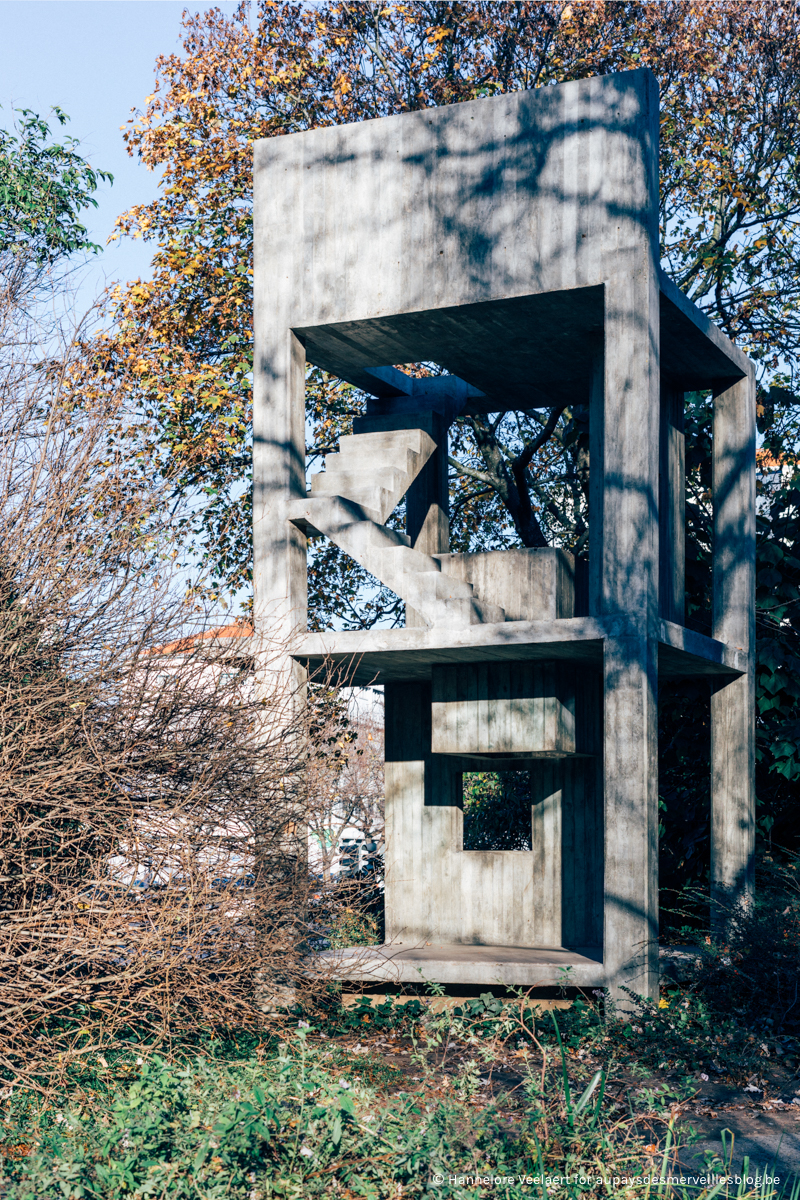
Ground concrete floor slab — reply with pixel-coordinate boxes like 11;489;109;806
680;1113;800;1186
319;942;605;987
292;621;743;686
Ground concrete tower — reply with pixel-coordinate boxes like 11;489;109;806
253;69;755;1000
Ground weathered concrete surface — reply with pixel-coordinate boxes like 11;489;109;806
254;74;747;410
292;618;746;685
430;662;580;756
436;548;576;622
711;372;757;918
383;680;548;948
320;942;605;988
383;677;604;950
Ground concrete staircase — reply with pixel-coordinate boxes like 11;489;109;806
309;427;436;523
294;426;505;628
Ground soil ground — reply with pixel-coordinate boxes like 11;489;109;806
324;1003;800;1186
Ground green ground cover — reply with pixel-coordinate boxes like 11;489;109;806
0;981;797;1200
2;855;799;1199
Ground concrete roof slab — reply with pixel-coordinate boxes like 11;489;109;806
296;279;748;413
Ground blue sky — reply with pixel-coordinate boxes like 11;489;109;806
0;0;240;302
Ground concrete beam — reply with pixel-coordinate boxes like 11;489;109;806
658;620;745;676
431;662;579;756
658;268;750;384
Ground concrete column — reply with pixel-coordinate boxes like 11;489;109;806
383;682;430;943
252;328;308;649
660;386;686;624
588;353;605;619
531;763;562;945
711;371;756;921
406;413;449;627
598;271;661;1002
407;412;449;554
251;327;308;995
603;636;659;998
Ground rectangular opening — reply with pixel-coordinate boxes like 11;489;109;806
462;769;531;851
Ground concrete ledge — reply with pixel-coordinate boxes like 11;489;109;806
294;618;613;684
291;617;745;685
658;619;746;677
316;942;605;988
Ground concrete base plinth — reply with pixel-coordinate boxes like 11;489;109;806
319;943;604;988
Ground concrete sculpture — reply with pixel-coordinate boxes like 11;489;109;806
253;68;755;999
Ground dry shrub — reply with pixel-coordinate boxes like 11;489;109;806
0;258;321;1085
302;684;385;960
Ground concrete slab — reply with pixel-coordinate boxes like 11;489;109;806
292;620;744;686
297;283;745;413
319;942;605;988
680;1115;800;1186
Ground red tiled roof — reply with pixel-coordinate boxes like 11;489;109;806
156;621;253;656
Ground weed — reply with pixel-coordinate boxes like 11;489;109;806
325;906;381;949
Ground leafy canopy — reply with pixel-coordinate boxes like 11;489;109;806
93;1;800;606
0;106;112;263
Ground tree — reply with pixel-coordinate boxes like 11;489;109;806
462;770;533;852
305;689;384;885
0;105;112;265
90;1;800;868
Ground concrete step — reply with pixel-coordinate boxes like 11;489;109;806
310;467;409;517
400;578;505;626
378;554;474;601
309;479;398;517
337;428;433;467
309;427;436;522
311;465;409;496
289;496;505;629
434;597;506;626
